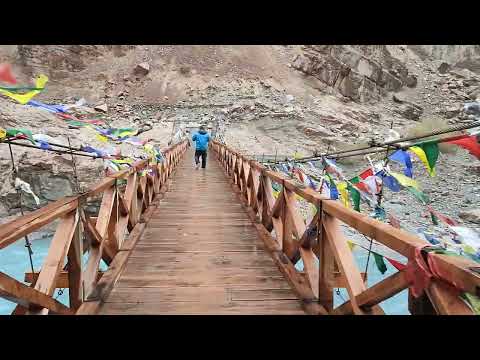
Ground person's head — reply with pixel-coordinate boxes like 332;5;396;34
199;125;206;133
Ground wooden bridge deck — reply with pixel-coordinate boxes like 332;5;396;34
96;149;305;314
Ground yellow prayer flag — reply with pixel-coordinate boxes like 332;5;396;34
389;171;420;190
96;134;109;143
409;146;435;176
347;241;356;251
0;74;48;104
0;128;6;140
337;182;350;208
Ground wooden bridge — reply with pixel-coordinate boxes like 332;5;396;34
0;139;479;315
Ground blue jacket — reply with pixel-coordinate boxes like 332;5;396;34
192;130;210;150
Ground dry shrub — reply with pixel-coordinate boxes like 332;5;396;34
179;66;191;75
330;140;370;165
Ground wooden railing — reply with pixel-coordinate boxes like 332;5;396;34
212;140;480;315
0;140;188;315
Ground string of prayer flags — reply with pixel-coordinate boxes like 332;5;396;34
14;177;40;205
0;74;48;104
0;63;17;84
373;253;388;274
446;135;480;160
409;141;439;177
389;149;413;178
27;100;67;114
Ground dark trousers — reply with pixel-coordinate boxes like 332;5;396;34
195;149;207;168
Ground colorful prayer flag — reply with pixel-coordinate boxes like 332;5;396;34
385;257;406;271
6;128;36;144
389;171;420;190
347;183;361;212
0;63;17;84
409;142;439;177
446;135;480;160
0;74;48;104
389;149;413;178
373;253;387;274
347;241;356;251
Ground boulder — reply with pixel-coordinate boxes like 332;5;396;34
437;62;451;74
134;62;150;76
94;103;108;113
405;74;418;88
395;102;423;121
443;106;461;119
459;209;480;224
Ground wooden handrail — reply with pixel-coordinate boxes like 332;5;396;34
212;140;479;315
0;140;189;315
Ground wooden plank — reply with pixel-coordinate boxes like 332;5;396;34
32;211;78;297
0;199;78;250
322;215;367;315
77;221;148;314
333;270;409;315
67;218;83;310
0;271;73;315
82;211;114;264
25;271;103;288
318;216;335;312
426;279;473;315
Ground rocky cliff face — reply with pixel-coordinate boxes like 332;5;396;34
292;45;417;104
16;45;135;78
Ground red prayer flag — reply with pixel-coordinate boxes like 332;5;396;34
354;182;370;193
386;257;406;271
359;168;373;179
0;63;17;84
427;205;458;226
446;135;480;160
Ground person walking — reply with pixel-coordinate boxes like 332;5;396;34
192;125;211;169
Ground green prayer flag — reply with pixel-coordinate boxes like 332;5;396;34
418;141;439;175
347;183;361;212
407;187;430;204
430;212;439;225
6;128;35;144
373;253;387;274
